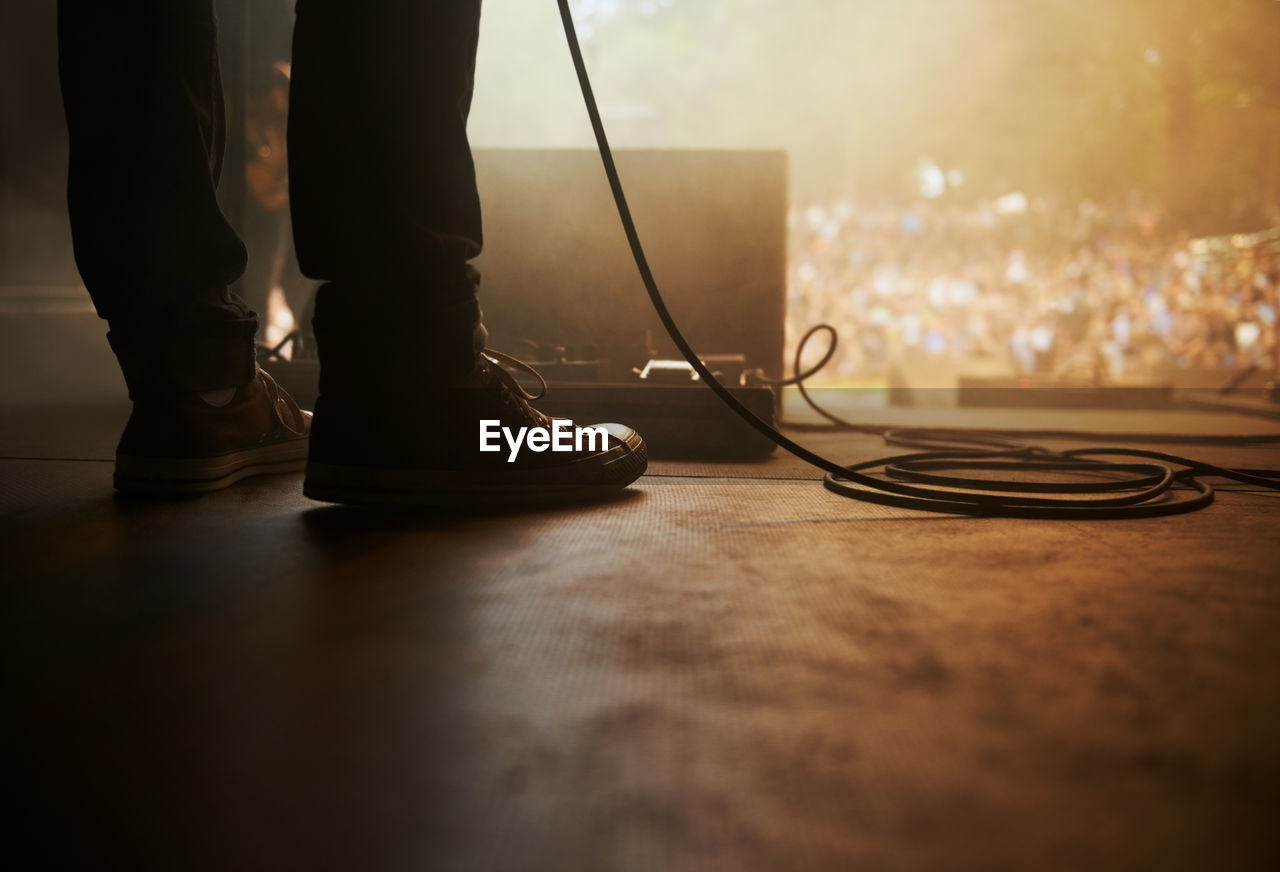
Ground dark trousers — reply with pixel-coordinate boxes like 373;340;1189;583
57;0;484;398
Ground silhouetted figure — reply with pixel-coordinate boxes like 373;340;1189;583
57;0;645;503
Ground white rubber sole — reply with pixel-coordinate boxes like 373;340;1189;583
115;438;310;495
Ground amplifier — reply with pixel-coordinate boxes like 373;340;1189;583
473;148;788;381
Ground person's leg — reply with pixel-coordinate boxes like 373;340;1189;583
289;0;485;389
58;0;258;397
58;0;309;494
290;0;645;505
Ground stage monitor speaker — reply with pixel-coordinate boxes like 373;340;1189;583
472;148;788;381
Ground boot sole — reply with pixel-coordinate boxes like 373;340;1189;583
115;438;310;496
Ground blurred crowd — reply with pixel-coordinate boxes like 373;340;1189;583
787;197;1280;384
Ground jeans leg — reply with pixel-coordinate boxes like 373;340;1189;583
289;0;483;286
58;0;258;398
290;0;486;389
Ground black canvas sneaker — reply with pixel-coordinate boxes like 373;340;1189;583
303;350;647;506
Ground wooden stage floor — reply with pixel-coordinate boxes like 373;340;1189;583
3;401;1279;870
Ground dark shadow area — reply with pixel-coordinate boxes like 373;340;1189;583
301;484;644;532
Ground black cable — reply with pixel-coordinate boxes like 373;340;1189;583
555;0;1280;519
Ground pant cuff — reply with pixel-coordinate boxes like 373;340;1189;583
312;283;485;393
108;317;259;400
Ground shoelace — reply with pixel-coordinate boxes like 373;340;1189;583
480;349;551;425
258;367;309;437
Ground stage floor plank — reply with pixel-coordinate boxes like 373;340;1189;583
3;405;1279;871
